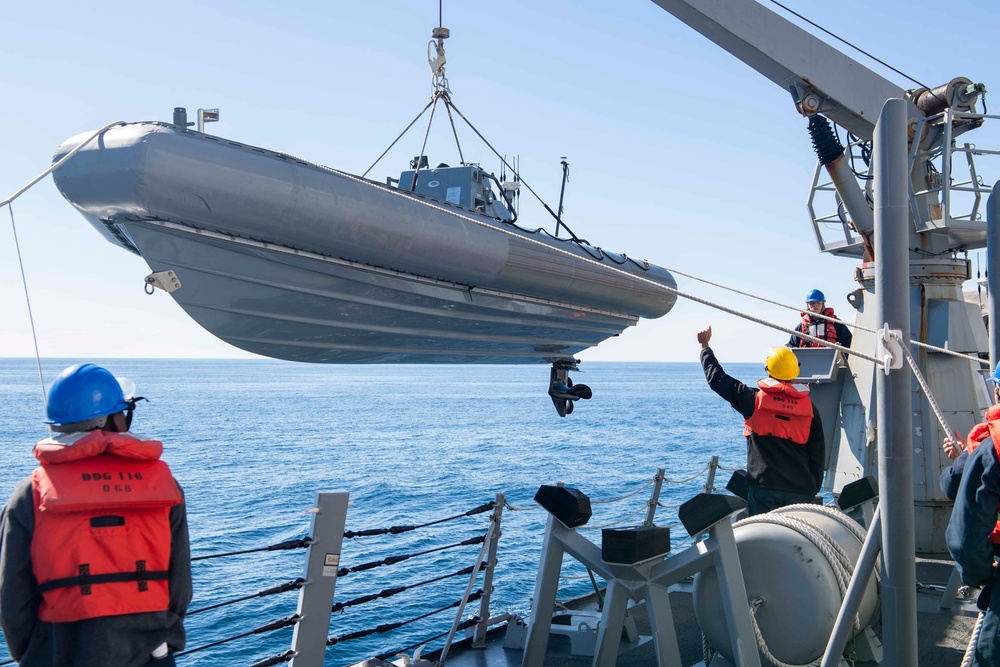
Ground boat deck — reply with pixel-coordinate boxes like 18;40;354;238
405;554;978;667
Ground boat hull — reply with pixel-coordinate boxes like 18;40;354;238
125;221;637;363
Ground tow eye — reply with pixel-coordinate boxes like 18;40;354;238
144;270;182;295
548;360;592;417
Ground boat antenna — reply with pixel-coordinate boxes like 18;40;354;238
555;158;570;238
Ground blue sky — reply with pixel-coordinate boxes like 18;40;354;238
1;0;997;363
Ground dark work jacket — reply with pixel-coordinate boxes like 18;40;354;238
701;347;826;495
947;436;1000;588
0;473;191;667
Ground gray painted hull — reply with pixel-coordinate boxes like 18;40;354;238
53;123;677;363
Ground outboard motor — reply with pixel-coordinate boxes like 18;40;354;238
548;361;592;417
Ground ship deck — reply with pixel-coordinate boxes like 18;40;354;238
407;554;978;667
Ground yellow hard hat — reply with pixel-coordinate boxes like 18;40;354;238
765;347;800;381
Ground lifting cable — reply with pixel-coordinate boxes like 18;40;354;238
336;534;486;577
765;0;948;109
1;120;127;403
191;535;312;562
326;591;483;647
175;614;300;658
332;564;483;613
187;578;304;616
343;500;493;538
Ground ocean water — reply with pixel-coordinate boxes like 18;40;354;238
0;358;762;666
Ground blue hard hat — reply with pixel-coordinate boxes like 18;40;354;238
45;363;129;425
806;289;826;303
987;367;1000;384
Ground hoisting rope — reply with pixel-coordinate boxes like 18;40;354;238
187;577;305;616
325;591;483;646
332;564;483;613
1;119;127;402
667;264;990;366
732;504;866;667
336;535;486;577
174;613;300;657
342;500;494;538
895;332;957;441
190;535;312;562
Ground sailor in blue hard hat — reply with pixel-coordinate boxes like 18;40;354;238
0;363;192;666
947;365;1000;664
44;362;135;431
788;289;853;350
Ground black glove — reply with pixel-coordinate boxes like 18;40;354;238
979;578;994;612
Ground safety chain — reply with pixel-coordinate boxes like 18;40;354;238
588;476;656;504
188;577;305;616
342;501;494;538
175;614;300;657
335;534;485;578
326;591;483;647
578;504;650;531
504;501;539;511
190;535;312;562
332;564;483;613
664;464;712;484
505;467;710;513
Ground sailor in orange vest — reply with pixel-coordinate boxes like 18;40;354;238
947;367;1000;666
787;289;853;349
0;363;191;666
698;326;826;516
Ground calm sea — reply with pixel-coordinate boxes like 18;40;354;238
0;358;761;666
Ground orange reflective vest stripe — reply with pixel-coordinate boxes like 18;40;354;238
30;431;182;623
743;379;813;445
797;308;839;347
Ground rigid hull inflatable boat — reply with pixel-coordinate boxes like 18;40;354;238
53;122;677;364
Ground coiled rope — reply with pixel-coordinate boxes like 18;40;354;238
962;612;986;667
731;504;868;667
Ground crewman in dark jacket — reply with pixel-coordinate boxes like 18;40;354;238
941;368;1000;501
946;432;1000;666
698;326;826;515
0;363;191;667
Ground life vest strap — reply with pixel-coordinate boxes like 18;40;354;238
37;561;168;594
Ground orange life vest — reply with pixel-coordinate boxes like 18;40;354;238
965;405;1000;454
30;431;182;623
797;308;839;347
743;379;813;445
